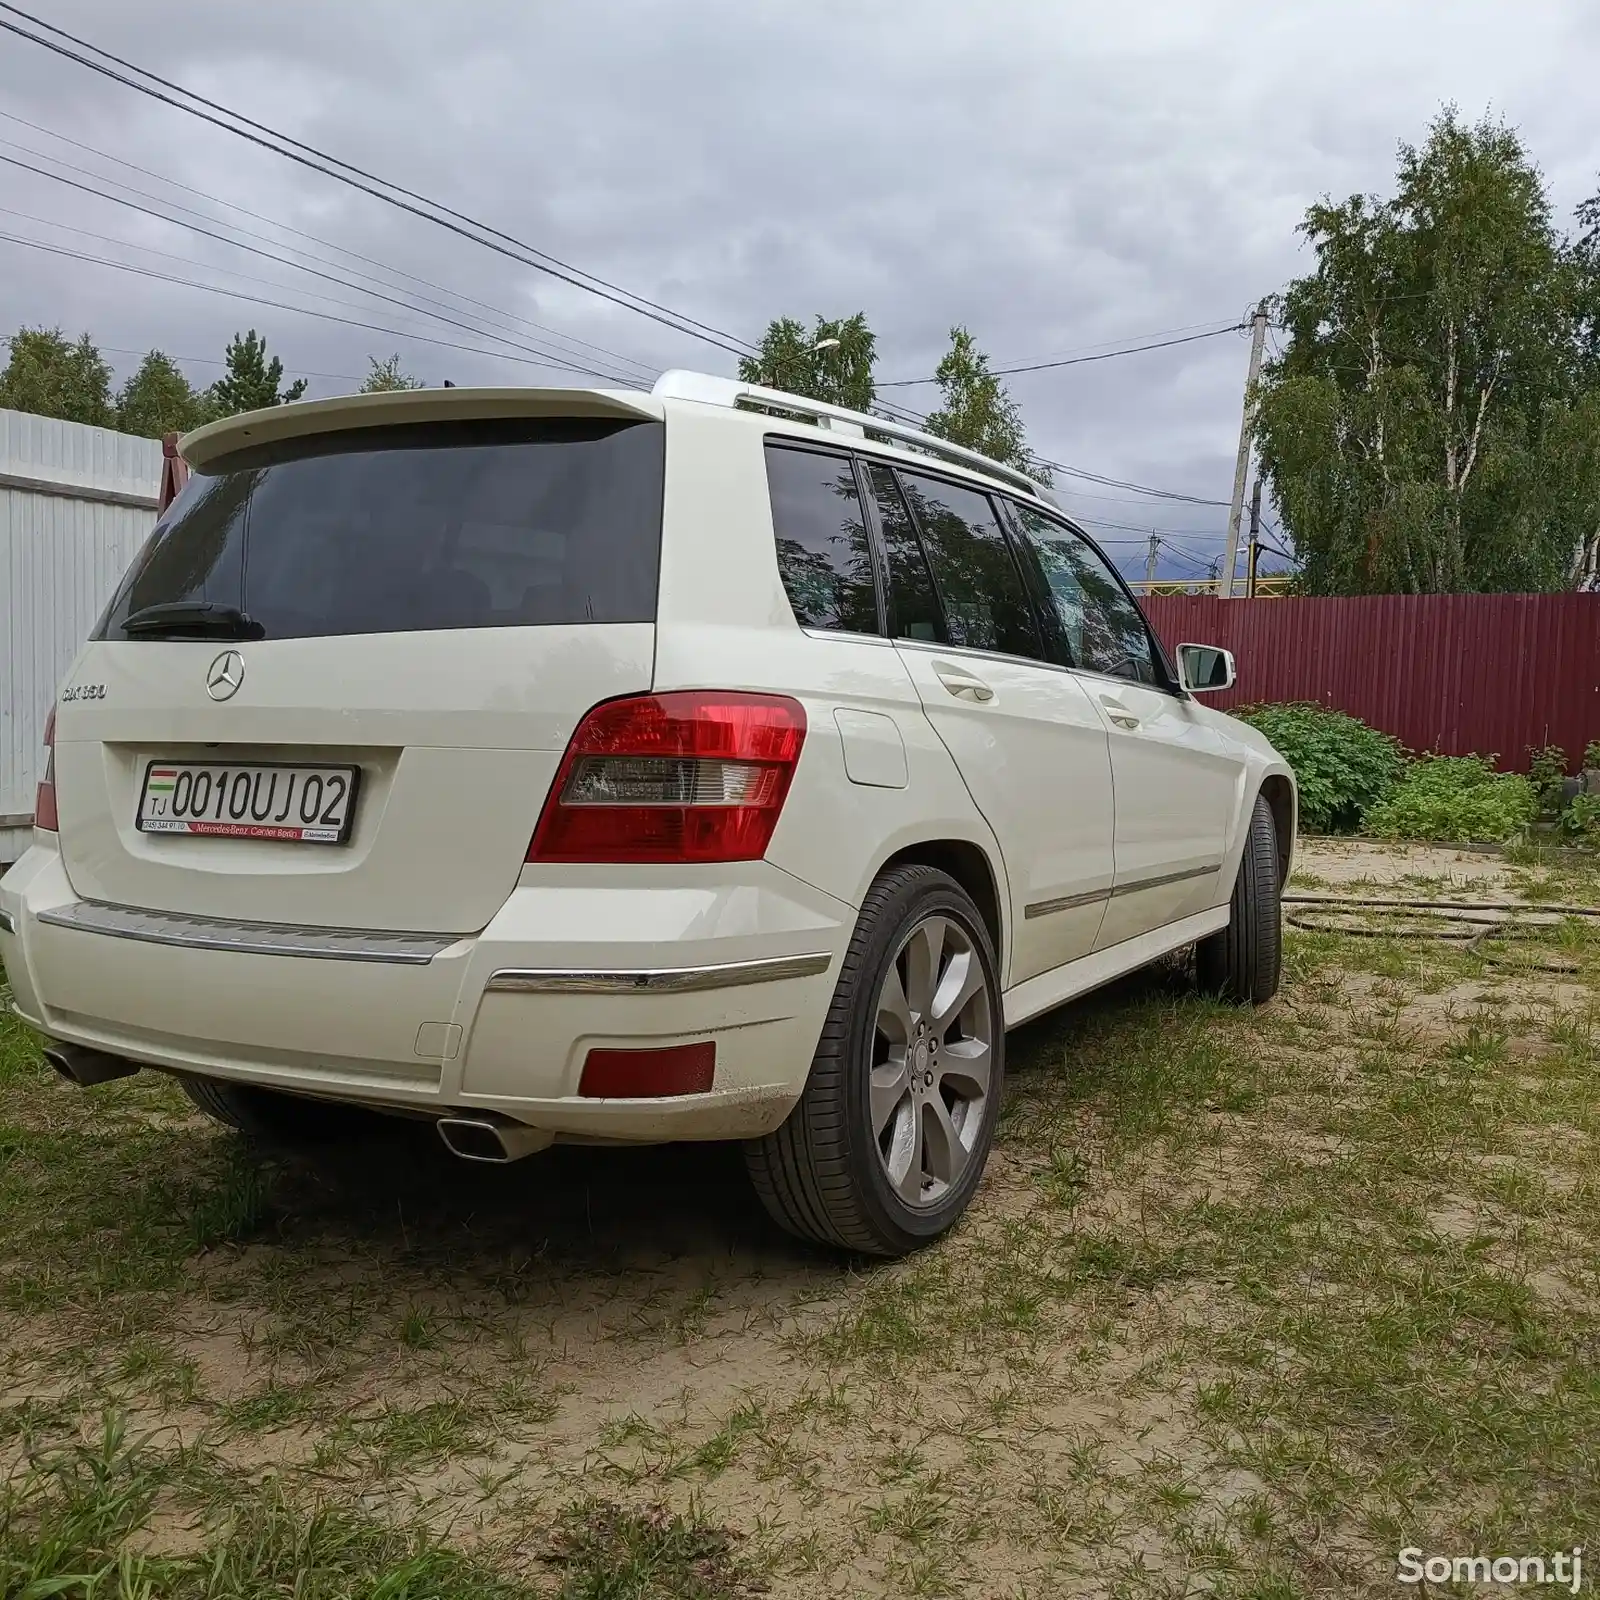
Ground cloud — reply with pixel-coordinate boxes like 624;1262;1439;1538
1;0;1594;573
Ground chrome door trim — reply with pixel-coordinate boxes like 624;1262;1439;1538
1024;888;1111;920
485;951;833;994
35;900;457;965
0;907;16;936
1110;862;1223;899
1024;863;1220;921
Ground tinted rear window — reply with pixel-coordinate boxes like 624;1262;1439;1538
97;418;664;640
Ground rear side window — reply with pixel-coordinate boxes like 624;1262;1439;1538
895;471;1042;659
97;418;664;640
764;444;879;633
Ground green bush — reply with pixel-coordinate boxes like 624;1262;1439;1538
1232;702;1405;833
1362;755;1537;842
1561;791;1600;839
1527;744;1569;815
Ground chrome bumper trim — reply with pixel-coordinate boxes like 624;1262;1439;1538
485;951;834;995
0;907;16;936
35;900;457;965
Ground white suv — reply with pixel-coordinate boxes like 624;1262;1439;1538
0;372;1294;1256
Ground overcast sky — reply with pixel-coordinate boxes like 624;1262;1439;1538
1;0;1596;580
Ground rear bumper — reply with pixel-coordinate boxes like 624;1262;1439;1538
0;842;851;1141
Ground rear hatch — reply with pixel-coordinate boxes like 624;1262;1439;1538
53;396;664;933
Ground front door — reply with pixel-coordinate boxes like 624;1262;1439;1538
1003;501;1245;949
865;463;1116;986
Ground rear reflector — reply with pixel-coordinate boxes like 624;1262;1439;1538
33;708;58;832
528;691;806;863
578;1042;716;1098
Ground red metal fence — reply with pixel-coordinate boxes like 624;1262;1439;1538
1141;593;1600;771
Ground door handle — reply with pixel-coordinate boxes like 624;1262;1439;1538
933;663;995;702
1099;695;1140;730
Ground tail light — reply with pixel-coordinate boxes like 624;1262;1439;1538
33;708;58;832
528;691;806;864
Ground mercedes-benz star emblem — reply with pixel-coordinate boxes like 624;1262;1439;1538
205;649;245;702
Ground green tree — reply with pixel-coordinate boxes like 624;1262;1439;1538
208;329;308;417
0;326;113;426
738;312;877;411
923;325;1045;479
115;350;210;438
359;353;423;392
1573;178;1600;586
1254;110;1599;595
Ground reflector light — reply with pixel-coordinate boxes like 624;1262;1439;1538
578;1041;716;1098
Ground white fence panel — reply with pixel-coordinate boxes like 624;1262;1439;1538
1;408;161;861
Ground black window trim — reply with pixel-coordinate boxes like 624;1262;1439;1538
762;434;887;639
884;459;1050;666
853;451;946;646
996;495;1187;698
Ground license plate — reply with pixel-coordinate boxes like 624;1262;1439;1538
136;761;361;845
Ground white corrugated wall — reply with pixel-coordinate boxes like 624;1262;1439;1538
1;408;162;862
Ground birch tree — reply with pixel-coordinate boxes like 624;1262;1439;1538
1254;111;1597;594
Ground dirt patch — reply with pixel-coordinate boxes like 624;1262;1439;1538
1295;837;1523;892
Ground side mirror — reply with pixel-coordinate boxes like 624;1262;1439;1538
1177;643;1235;694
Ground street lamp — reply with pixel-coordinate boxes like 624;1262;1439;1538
763;337;841;388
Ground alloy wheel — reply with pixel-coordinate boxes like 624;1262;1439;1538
869;913;995;1208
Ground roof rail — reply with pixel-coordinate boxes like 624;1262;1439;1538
651;369;1051;500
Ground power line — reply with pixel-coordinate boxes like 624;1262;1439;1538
1073;515;1227;541
880;323;1244;387
1040;458;1232;506
0;153;651;386
985;316;1251;372
0;3;758;359
0;112;660;384
0;231;658;382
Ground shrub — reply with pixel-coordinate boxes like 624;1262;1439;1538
1527;744;1569;815
1561;792;1600;839
1232;702;1405;833
1585;739;1600;772
1362;755;1537;842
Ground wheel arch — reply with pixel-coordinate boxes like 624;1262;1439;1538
874;837;1005;970
1256;772;1296;887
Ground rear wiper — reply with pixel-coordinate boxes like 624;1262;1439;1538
121;601;266;640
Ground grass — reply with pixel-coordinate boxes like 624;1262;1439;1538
3;839;1599;1594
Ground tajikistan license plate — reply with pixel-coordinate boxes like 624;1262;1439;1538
137;761;361;844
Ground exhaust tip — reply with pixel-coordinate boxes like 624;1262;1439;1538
436;1115;554;1164
42;1042;140;1087
436;1117;511;1163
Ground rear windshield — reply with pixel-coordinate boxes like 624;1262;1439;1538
96;417;664;640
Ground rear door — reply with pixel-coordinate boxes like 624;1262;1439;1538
53;412;665;933
867;463;1115;987
1005;503;1245;949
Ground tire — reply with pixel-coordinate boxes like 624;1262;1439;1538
1197;793;1282;1004
744;865;1004;1257
179;1076;365;1143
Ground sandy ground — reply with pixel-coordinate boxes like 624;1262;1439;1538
1293;836;1525;892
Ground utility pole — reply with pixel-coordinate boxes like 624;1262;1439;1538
1144;533;1160;595
1222;303;1269;598
1246;478;1262;598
